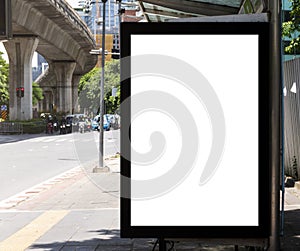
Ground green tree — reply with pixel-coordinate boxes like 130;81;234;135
104;85;120;114
32;82;44;106
282;0;300;54
0;51;9;107
104;60;120;114
78;67;100;114
78;60;120;115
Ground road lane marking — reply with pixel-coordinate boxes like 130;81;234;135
27;138;44;142
56;138;67;142
42;138;56;142
0;210;69;251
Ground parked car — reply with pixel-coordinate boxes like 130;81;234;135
65;114;85;132
91;115;111;131
65;116;73;133
91;115;100;130
103;114;110;131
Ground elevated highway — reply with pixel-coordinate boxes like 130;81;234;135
3;0;97;119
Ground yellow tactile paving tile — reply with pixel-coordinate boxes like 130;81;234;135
0;210;69;251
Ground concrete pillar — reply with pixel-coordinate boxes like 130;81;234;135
38;98;43;112
52;61;76;114
42;91;53;112
42;93;48;112
72;75;81;114
4;36;39;120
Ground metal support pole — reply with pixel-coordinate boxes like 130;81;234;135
159;238;166;251
280;0;285;236
117;0;121;59
117;0;122;28
118;0;121;53
94;0;109;172
16;42;21;120
269;0;281;250
100;0;106;168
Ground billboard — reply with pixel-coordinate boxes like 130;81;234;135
0;0;6;36
0;0;11;40
121;22;270;238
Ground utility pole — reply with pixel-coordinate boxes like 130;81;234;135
93;0;109;172
269;0;281;250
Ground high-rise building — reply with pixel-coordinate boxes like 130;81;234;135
68;0;141;62
32;54;48;81
72;0;139;35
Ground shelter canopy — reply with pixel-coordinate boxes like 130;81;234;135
137;0;266;22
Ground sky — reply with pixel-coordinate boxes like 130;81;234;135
0;43;8;62
65;0;81;8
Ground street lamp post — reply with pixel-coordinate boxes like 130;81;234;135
93;0;109;172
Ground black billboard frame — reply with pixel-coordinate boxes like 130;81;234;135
120;22;271;239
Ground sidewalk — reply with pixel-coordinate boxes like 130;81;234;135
0;134;298;250
10;157;257;251
20;157;295;251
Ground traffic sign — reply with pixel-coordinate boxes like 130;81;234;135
1;105;7;111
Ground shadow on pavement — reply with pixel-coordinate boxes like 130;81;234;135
281;208;300;250
0;132;66;144
27;229;147;251
28;229;264;251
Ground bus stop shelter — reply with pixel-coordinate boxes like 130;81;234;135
121;0;281;250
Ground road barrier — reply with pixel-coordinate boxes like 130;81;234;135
0;122;23;134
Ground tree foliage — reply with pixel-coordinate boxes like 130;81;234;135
104;85;120;114
32;82;44;106
283;0;300;54
78;60;120;115
0;51;9;107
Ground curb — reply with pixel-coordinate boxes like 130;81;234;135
295;181;300;190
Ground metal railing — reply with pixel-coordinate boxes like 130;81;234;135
0;122;23;134
49;0;96;46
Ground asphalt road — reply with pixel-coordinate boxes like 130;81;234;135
0;130;120;202
0;130;124;250
0;129;296;250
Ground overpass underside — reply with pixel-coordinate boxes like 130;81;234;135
3;0;267;120
3;0;97;120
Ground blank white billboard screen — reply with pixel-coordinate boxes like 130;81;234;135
130;34;259;226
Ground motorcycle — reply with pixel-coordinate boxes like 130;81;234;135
60;122;67;134
78;121;85;133
46;122;53;134
53;121;59;132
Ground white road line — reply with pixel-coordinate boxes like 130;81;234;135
56;138;67;142
42;138;56;142
27;138;45;143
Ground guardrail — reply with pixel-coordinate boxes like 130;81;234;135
0;122;23;134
